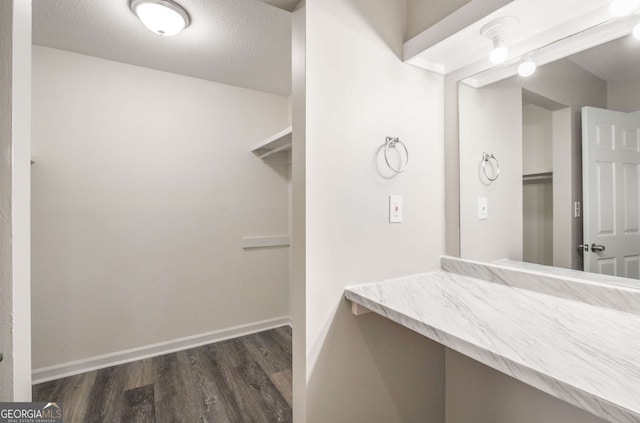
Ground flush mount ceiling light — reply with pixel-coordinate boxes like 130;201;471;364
130;0;191;36
517;55;537;77
609;0;640;17
480;16;519;65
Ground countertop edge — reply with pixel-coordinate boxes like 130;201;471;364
344;285;640;423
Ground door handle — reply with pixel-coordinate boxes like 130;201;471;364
591;243;606;253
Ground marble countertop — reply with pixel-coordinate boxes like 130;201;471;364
345;270;640;423
441;256;640;315
494;259;640;290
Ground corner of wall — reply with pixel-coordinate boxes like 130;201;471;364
0;0;32;401
291;1;307;421
302;0;446;421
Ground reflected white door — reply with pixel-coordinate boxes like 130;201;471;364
582;106;640;279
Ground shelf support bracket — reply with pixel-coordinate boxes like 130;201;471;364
351;301;373;316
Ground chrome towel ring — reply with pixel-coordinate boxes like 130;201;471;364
482;152;500;181
384;137;409;173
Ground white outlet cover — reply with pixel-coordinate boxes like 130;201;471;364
389;195;403;223
478;197;488;220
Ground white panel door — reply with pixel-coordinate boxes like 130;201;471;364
582;106;640;279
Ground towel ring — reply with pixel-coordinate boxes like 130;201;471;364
482;152;500;181
384;137;409;173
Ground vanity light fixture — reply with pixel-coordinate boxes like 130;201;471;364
490;39;509;64
609;0;640;17
130;0;191;36
517;55;537;77
480;17;518;65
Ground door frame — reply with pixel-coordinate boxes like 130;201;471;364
1;0;33;401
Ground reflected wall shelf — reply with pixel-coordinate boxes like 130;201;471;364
241;235;290;249
251;126;292;162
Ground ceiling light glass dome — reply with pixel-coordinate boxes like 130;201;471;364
130;0;191;36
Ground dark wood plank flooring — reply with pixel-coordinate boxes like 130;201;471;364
33;327;292;423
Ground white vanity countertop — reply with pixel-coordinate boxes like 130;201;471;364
345;271;640;423
494;259;640;289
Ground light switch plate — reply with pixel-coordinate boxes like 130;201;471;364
478;197;488;220
389;195;403;223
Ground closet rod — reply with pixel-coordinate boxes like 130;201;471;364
523;171;552;184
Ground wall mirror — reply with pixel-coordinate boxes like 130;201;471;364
458;15;640;285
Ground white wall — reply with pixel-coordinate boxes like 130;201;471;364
291;1;307;421
298;0;447;421
446;349;608;423
0;0;32;401
522;60;606;271
459;59;607;263
0;0;11;400
453;56;613;423
608;76;640;112
31;46;290;369
459;80;523;262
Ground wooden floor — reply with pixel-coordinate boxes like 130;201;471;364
33;327;292;423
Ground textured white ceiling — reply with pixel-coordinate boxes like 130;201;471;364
568;35;640;82
33;0;292;95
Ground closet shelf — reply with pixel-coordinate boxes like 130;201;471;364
251;126;292;160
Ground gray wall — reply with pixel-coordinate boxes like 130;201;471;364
446;349;608;423
405;0;473;40
31;46;291;370
608;76;640;112
522;104;553;266
523;59;607;109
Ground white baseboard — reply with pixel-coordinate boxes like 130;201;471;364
32;315;292;385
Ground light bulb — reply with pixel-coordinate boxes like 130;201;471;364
633;22;640;39
131;0;190;36
490;39;509;64
518;57;537;77
609;0;640;17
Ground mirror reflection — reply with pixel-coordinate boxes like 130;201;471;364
459;33;640;282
